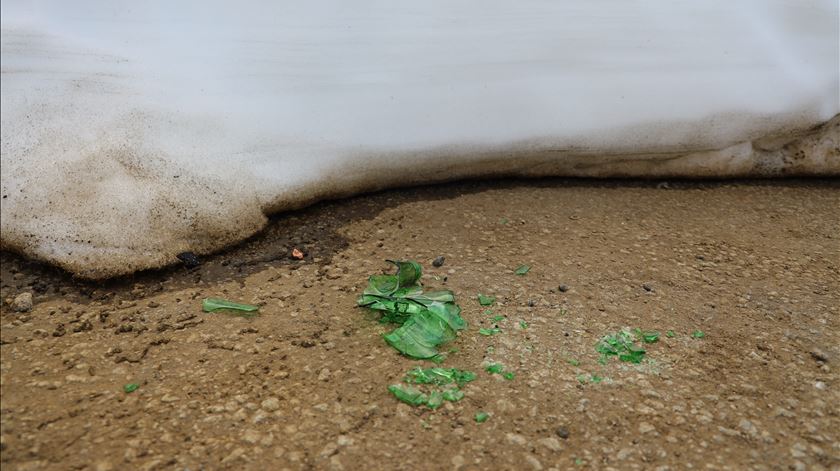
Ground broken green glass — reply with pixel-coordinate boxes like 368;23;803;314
383;310;457;359
514;265;531;276
491;315;506;322
666;330;676;338
389;370;470;409
123;383;139;393
358;260;466;359
596;330;647;364
202;298;259;313
441;389;464;402
485;363;504;374
475;411;490;423
691;330;706;339
433;355;450;364
479;327;501;336
477;294;496;306
519;321;528;329
388;384;428;406
567;358;580;367
426;391;444;409
405;367;476;387
485;363;515;380
633;328;660;343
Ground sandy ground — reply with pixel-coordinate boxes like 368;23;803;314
1;178;838;470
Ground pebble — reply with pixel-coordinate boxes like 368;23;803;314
738;419;757;436
639;422;656;434
538;437;562;452
555;426;570;439
12;292;33;312
809;348;828;362
525;454;543;470
558;284;569;293
318;368;331;381
432;256;445;267
261;397;281;412
242;429;261;444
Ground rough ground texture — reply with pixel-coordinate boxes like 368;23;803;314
1;179;838;470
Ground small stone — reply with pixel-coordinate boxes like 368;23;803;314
555;426;570;439
158;393;177;403
251;411;269;424
642;283;654;292
432;256;445;267
12;292;33;312
639;422;656;434
319;442;338;458
242;430;261;444
176;252;201;268
814;381;826;390
506;433;527;446
810;348;828;363
221;447;246;464
617;448;634;460
558;284;569;293
538;437;562;452
525;454;543;470
94;461;113;471
318;368;331;381
739;419;757;436
52;324;66;337
261;397;281;412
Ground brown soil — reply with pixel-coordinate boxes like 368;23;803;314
1;179;838;470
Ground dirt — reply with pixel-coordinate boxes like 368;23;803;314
1;178;838;470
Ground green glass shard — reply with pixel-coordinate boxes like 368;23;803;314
383;310;457;359
596;329;648;364
405;367;476;387
485;363;506;375
479;327;501;336
485;363;504;374
633;328;660;343
519;321;528;329
502;372;515;380
475;411;490;423
666;330;676;338
426;391;444;409
567;358;580;367
366;274;400;296
387;260;423;289
123;383;139;393
514;265;531;276
202;298;259;313
691;330;706;338
641;331;660;343
441;389;464;402
359;260;466;359
388;384;428;406
477;294;496;306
